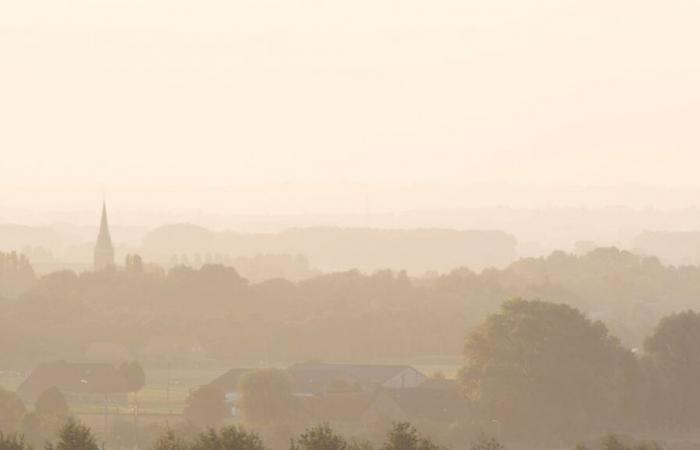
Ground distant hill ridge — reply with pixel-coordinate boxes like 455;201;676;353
140;224;517;274
0;224;62;250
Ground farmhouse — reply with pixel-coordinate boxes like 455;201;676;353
386;378;469;422
17;361;129;404
206;367;255;416
299;378;468;425
207;362;431;419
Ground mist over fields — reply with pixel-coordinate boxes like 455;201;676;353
8;203;700;276
3;0;700;448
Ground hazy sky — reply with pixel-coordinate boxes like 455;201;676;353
1;0;699;214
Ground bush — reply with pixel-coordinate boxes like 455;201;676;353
291;424;347;450
46;418;99;450
381;423;444;450
0;433;29;450
194;426;267;450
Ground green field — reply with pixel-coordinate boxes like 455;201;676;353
0;370;24;391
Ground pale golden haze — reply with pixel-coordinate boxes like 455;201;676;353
4;3;700;448
2;0;700;217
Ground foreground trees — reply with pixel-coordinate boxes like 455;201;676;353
460;299;635;441
0;433;28;450
469;436;505;450
46;419;99;450
151;422;449;450
152;430;188;450
599;434;660;450
381;423;445;450
194;426;267;450
291;423;349;450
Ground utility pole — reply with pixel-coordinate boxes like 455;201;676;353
133;393;140;450
491;419;502;441
166;360;172;420
103;394;109;445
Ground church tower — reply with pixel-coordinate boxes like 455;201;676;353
94;202;115;271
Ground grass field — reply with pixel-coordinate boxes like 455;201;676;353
133;365;230;415
0;365;231;416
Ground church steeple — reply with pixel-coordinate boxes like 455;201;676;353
94;202;115;271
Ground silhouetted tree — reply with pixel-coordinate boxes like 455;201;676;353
35;387;69;418
193;426;266;450
459;299;635;441
18;413;42;448
643;309;700;429
152;430;188;450
291;424;347;450
184;386;228;428
381;423;444;450
31;387;70;443
0;251;36;299
125;254;144;273
238;369;296;425
0;389;26;435
602;435;627;450
0;433;29;450
46;419;99;450
119;361;146;393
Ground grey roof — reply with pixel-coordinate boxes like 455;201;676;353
386;384;469;421
288;362;423;394
206;368;254;392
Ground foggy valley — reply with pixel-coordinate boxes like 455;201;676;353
3;0;700;449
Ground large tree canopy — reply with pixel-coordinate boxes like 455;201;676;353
118;361;146;393
35;387;69;419
460;299;635;442
238;369;297;425
46;419;99;450
183;386;228;428
643;310;700;429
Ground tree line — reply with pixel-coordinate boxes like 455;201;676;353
3;298;698;447
0;419;663;450
3;247;700;366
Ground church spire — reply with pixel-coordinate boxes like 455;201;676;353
98;202;112;244
94;202;115;271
